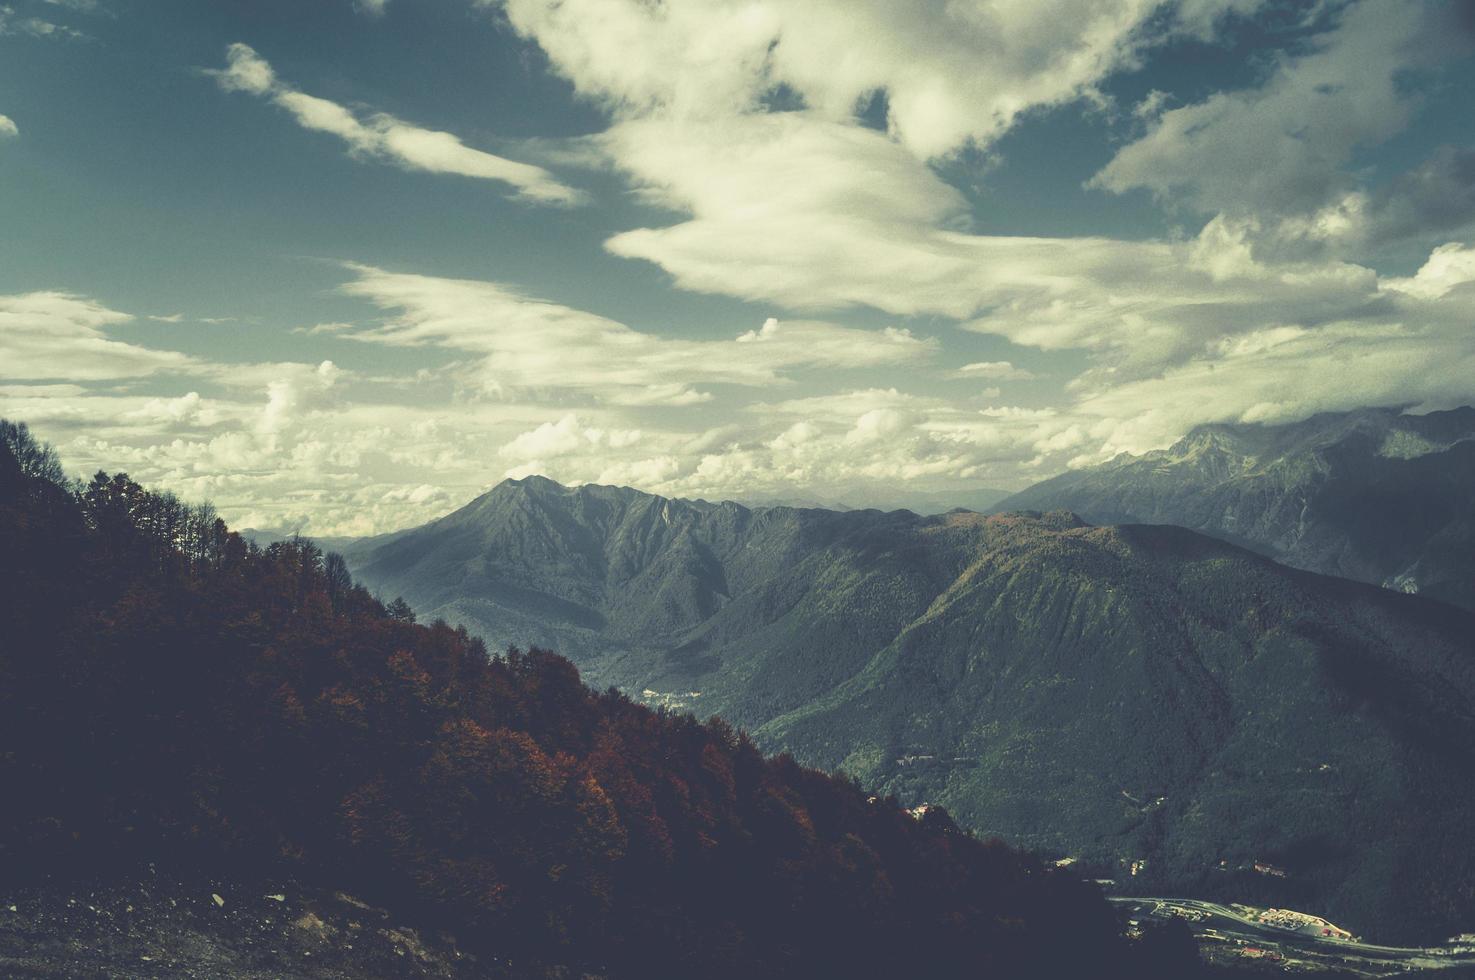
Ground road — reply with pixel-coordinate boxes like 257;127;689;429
1110;897;1475;976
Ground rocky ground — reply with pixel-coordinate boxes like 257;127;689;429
0;870;508;979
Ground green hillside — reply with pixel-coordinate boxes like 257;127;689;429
760;515;1475;943
346;476;1475;944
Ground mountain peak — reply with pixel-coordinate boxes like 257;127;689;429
1167;425;1249;459
498;474;671;504
504;473;563;489
499;473;583;496
996;404;1475;611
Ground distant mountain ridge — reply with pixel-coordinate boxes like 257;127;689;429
242;486;1009;552
996;406;1475;610
344;474;1475;943
737;486;1012;515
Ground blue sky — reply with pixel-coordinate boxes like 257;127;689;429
4;0;1475;533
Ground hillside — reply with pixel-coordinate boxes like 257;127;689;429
0;421;1201;979
995;406;1475;611
759;516;1475;942
344;476;1475;944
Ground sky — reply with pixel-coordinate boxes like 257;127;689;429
3;0;1475;534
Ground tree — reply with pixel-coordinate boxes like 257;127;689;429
181;501;219;569
324;552;353;611
387;596;417;623
0;419;66;488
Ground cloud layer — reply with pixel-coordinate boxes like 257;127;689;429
10;234;1475;534
336;264;936;406
497;0;1263;158
210;43;583;205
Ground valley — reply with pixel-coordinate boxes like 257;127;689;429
1112;897;1475;977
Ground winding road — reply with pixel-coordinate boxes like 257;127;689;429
1109;897;1475;976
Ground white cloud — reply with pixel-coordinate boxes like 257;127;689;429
1058;240;1475;456
495;0;1475;393
1091;2;1468;222
0;8;90;40
598;108;1400;386
4;375;568;536
209;43;583;206
496;0;1263;159
0;114;17;138
0;274;948;532
0;289;515;535
846;407;915;446
1072;318;1475;458
1393;243;1475;297
0;291;197;380
127;392;209;426
18;232;1475;534
335;263;936;403
414;380;1066;507
736;317;781;343
354;0;390;16
601;112;976;314
499;413;642;462
754;387;941;422
954;361;1036;381
481;0;1475;458
258;360;343;438
494;405;1046;504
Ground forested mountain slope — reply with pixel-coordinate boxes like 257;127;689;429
760;515;1475;943
345;475;1475;943
0;421;1201;979
996;406;1475;611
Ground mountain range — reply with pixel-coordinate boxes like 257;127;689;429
343;469;1475;943
738;486;1011;515
996;406;1475;612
